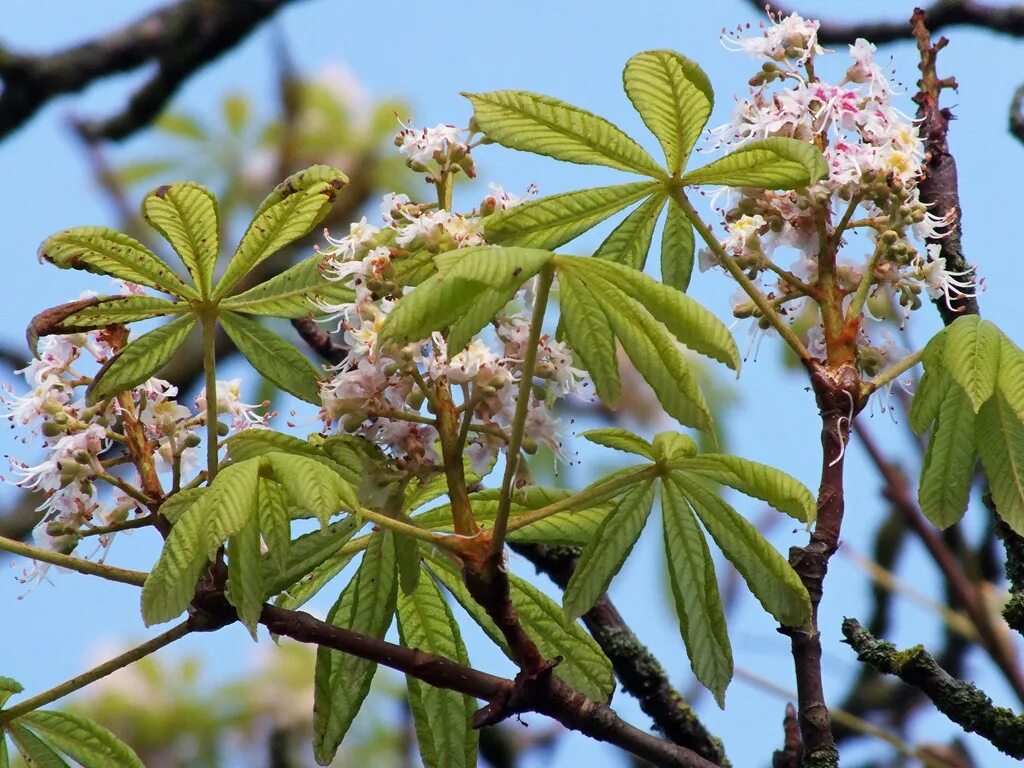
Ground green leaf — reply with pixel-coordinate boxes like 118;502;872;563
592;193;665;270
142;182;220;297
313;532;397;765
484;182;657;250
226;431;361;487
910;368;951;435
263;452;359;523
919;383;977;529
157;488;205;525
673;454;816;523
215;167;347;298
563;480;656;619
651;431;698;463
678;475;810;627
219;311;321;404
465;90;664;176
87;314;197;405
0;677;23;708
379;247;551;351
998;335;1024;423
568;256;740;372
661;199;695;292
227;513;264;638
662;477;732;706
681;137;828;189
20;710;144;768
392;249;438;287
622;50;713;175
38;227;197;298
7;724;70;768
397;574;478;768
1;733;8;768
976;393;1024;535
395;531;422;595
425;554;614;701
942;316;1002;413
142;459;260;625
30;297;186;343
586;276;714;433
557;270;621;405
257;476;291;572
582;428;654;459
265;516;362;600
221;253;355;318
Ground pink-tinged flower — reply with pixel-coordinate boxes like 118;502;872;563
196;379;269;431
396;123;466;166
523;399;565;459
722;13;824;63
372;419;440;465
914;244;979;311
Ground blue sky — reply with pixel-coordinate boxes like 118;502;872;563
2;2;1024;766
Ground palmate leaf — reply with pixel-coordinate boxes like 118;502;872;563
221;252;355;318
261;451;359;524
226;430;362;487
0;676;23;708
661;199;695;292
661;477;732;707
142;182;220;297
998;334;1024;423
592;192;666;270
19;710;145;768
622;50;713;176
563;480;657;620
38;226;197;299
86;314;197;405
918;382;977;529
142;458;260;625
219;311;322;404
582;428;655;459
257;476;291;573
483;182;658;250
313;532;397;765
651;431;698;463
677;475;810;627
0;733;7;768
397;574;478;768
464;90;664;177
681;137;828;189
215;165;347;299
977;393;1024;535
425;554;614;702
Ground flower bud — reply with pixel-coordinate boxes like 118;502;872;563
183;433;202;448
217;421;230;436
41;421;66;437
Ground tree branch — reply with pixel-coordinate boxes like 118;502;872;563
511;542;729;767
0;0;307;143
748;1;1024;44
842;618;1024;759
254;602;719;768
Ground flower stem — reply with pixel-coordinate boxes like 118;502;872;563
356;507;456;552
845;236;887;322
490;264;555;561
95;472;156;509
0;621;191;725
79;515;158;538
0;535;147;586
201;315;219;483
672;190;812;361
868;348;924;392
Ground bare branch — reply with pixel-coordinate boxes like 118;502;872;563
746;1;1024;44
0;0;307;143
843;618;1024;759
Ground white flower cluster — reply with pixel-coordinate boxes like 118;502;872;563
711;13;977;367
3;325;269;582
316;129;586;473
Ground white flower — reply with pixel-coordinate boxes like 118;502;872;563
196;379;268;431
321;218;380;261
915;244;978;310
722;13;824;63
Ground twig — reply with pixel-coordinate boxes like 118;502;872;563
842;618;1024;759
0;621;191;724
0;534;147;586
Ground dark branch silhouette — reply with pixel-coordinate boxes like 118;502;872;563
0;0;307;143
